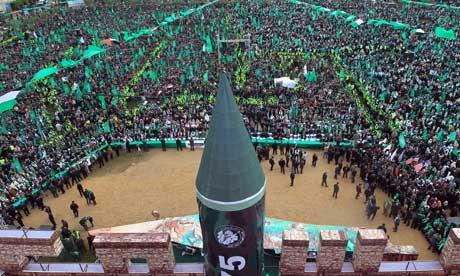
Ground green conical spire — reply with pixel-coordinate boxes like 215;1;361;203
196;73;265;212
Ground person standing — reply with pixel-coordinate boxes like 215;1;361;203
334;165;340;179
272;142;278;155
377;223;387;234
88;190;97;205
290;171;295;187
300;157;305;174
269;156;275;171
342;165;349;178
77;182;84;197
351;164;357;183
16;215;24;227
45;207;57;230
70;201;79;217
176;138;183;151
189;137;195;151
321;172;328;187
368;205;380;220
293;159;299;174
79;217;89;231
312;153;318;167
160;136;167;151
278;158;286;174
355;183;362;199
332;182;339;199
61;219;69;229
393;216;401;232
383;197;392;216
49;183;58;198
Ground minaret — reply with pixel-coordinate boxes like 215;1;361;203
196;73;265;276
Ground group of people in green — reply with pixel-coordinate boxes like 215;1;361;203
0;0;458;254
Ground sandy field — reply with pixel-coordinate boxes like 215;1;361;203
22;148;436;260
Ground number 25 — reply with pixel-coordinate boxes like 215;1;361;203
219;256;246;275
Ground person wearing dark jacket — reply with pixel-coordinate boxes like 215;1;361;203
77;182;84;197
70;201;79;217
269;156;275;171
332;182;340;198
278;158;286;174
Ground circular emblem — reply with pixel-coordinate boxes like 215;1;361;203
214;225;246;248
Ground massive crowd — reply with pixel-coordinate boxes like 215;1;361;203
0;0;458;253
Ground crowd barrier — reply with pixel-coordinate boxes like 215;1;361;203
7;138;353;208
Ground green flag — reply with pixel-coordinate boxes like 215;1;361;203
339;69;346;80
85;66;93;78
32;67;59;81
423;129;428;141
60;59;79;68
399;132;406;148
98;95;107;110
1;117;8;134
305;71;317;82
437;129;444;142
205;35;213;53
102;122;111;133
203;71;209;82
12;157;23;173
82;45;106;59
449;132;456;142
83;81;91;93
435;27;456;40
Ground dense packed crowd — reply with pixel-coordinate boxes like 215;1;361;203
0;0;458;252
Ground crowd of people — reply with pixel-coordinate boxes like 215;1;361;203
0;0;458;253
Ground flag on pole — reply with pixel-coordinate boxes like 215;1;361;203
399;132;406;148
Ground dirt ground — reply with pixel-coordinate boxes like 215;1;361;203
22;148;437;260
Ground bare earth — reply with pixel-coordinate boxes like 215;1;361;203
23;148;436;260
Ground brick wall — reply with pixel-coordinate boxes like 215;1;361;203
2;228;460;275
439;228;460;274
316;230;347;273
279;230;309;275
93;233;175;275
0;231;63;273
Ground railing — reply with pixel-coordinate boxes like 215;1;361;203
0;229;54;239
22;262;206;274
305;261;444;273
22;263;104;273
